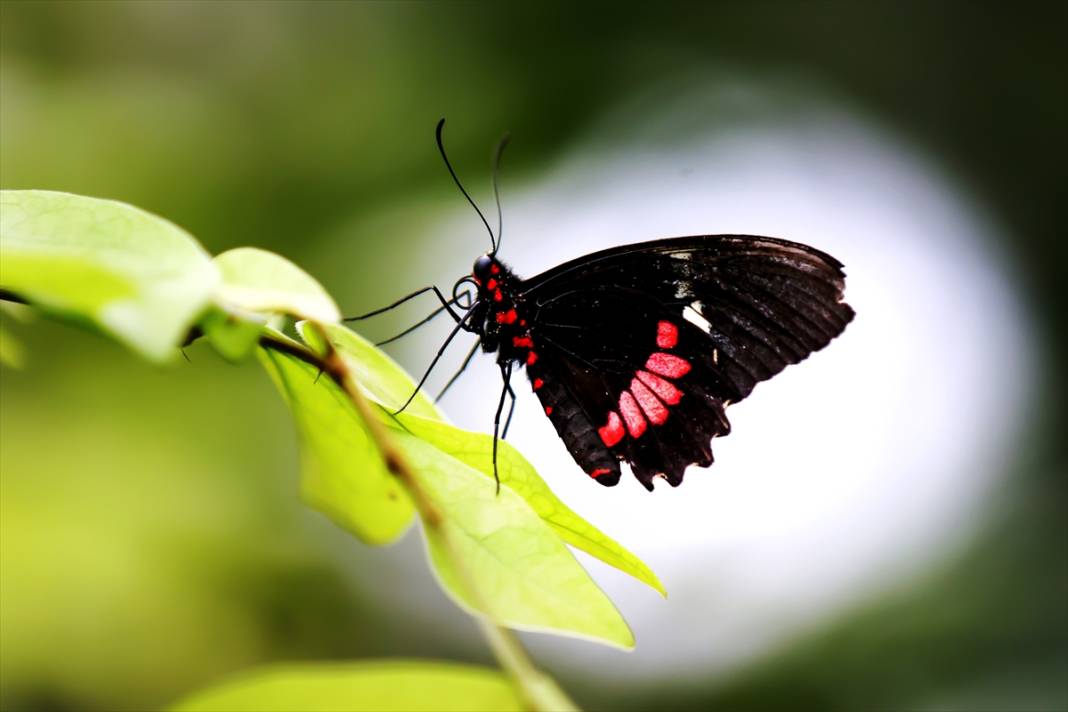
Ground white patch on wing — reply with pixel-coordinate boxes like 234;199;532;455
684;301;712;333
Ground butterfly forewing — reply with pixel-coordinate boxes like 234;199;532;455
517;235;854;490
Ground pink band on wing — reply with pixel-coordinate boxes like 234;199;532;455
630;378;669;425
636;369;682;405
597;411;625;447
618;391;647;438
656;320;679;349
646;352;691;379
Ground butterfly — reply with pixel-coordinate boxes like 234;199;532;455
350;120;854;491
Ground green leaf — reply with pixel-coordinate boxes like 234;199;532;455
0;190;218;361
214;247;340;323
197;307;270;362
171;660;523;712
258;343;415;545
395;431;635;648
261;342;633;647
196;248;340;362
400;413;665;597
303;322;442;421
311;323;663;596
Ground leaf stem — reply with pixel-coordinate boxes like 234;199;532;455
258;327;576;712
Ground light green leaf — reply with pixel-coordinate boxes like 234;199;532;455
258;344;415;545
401;413;665;597
303;321;442;421
396;431;635;648
312;322;663;596
0;190;218;361
197;307;270;362
172;660;523;712
261;342;632;646
214;247;340;323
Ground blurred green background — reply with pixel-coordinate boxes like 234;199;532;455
1;2;1064;711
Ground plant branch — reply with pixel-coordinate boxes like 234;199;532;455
258;326;575;712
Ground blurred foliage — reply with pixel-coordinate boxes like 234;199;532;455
173;661;524;712
1;2;1065;711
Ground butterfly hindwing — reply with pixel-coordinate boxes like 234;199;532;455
527;286;732;490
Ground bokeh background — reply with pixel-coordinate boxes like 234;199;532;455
1;2;1065;711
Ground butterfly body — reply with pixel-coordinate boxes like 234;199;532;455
466;235;854;491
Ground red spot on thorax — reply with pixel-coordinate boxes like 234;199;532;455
590;467;613;478
544;405;553;415
526;351;538;365
490;264;500;275
486;278;498;291
630;378;669;425
636;370;682;404
512;336;533;348
496;309;517;324
657;320;679;349
597;412;624;447
618;391;647;438
646;352;691;379
532;378;544;390
493;289;503;302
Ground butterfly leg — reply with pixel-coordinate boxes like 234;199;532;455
501;379;516;440
491;362;513;494
394;307;475;415
435;339;480;402
375;296;462;346
344;286;466;324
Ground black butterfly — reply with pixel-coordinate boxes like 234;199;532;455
350;120;854;491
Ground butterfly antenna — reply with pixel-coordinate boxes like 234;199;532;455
490;131;510;256
436;118;497;253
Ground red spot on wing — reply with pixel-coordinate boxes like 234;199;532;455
657;320;679;349
544;406;553;415
597;412;624;447
618;391;647;438
496;309;517;324
486;278;498;291
493;289;504;302
630;378;669;425
526;351;538;365
512;336;533;348
519;319;527;326
636;369;682;405
590;468;613;478
532;378;544;390
646;352;691;379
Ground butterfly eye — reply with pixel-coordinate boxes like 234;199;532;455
473;254;494;281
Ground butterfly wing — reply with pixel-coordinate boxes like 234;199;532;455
520;235;854;490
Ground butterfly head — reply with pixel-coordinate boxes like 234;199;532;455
472;254;498;284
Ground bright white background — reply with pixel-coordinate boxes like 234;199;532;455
324;83;1035;684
